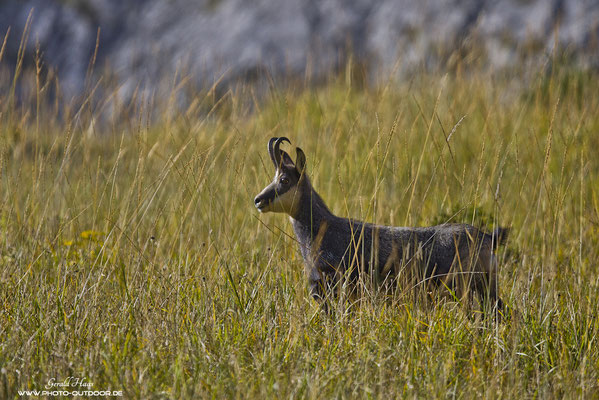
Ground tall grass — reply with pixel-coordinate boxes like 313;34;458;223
0;56;598;398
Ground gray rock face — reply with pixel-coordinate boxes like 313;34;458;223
1;0;598;98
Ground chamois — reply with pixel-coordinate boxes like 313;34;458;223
254;137;509;314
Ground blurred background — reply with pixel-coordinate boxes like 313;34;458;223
0;0;598;105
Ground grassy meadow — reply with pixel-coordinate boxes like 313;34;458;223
1;59;599;398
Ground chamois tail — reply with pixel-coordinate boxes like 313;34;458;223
490;226;510;251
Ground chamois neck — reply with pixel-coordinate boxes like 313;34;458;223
291;178;335;238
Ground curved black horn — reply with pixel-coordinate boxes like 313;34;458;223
273;137;290;168
268;137;278;168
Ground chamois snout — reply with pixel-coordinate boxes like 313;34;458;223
254;185;275;212
254;195;265;208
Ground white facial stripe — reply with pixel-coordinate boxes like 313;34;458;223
268;186;299;215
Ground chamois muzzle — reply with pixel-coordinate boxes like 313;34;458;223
254;178;278;212
254;191;271;211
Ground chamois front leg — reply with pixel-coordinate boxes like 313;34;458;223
307;266;331;312
308;264;345;314
308;279;329;313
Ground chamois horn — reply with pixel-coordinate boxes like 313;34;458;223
268;137;290;168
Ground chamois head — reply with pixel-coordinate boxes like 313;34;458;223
254;137;307;215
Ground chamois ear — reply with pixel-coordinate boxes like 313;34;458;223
295;147;306;175
280;150;294;167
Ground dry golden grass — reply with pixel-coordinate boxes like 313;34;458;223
1;56;598;398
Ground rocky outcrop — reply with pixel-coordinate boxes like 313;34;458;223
1;0;597;98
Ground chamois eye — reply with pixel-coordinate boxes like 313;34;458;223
280;177;289;185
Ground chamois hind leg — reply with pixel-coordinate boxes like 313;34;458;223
473;250;505;318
